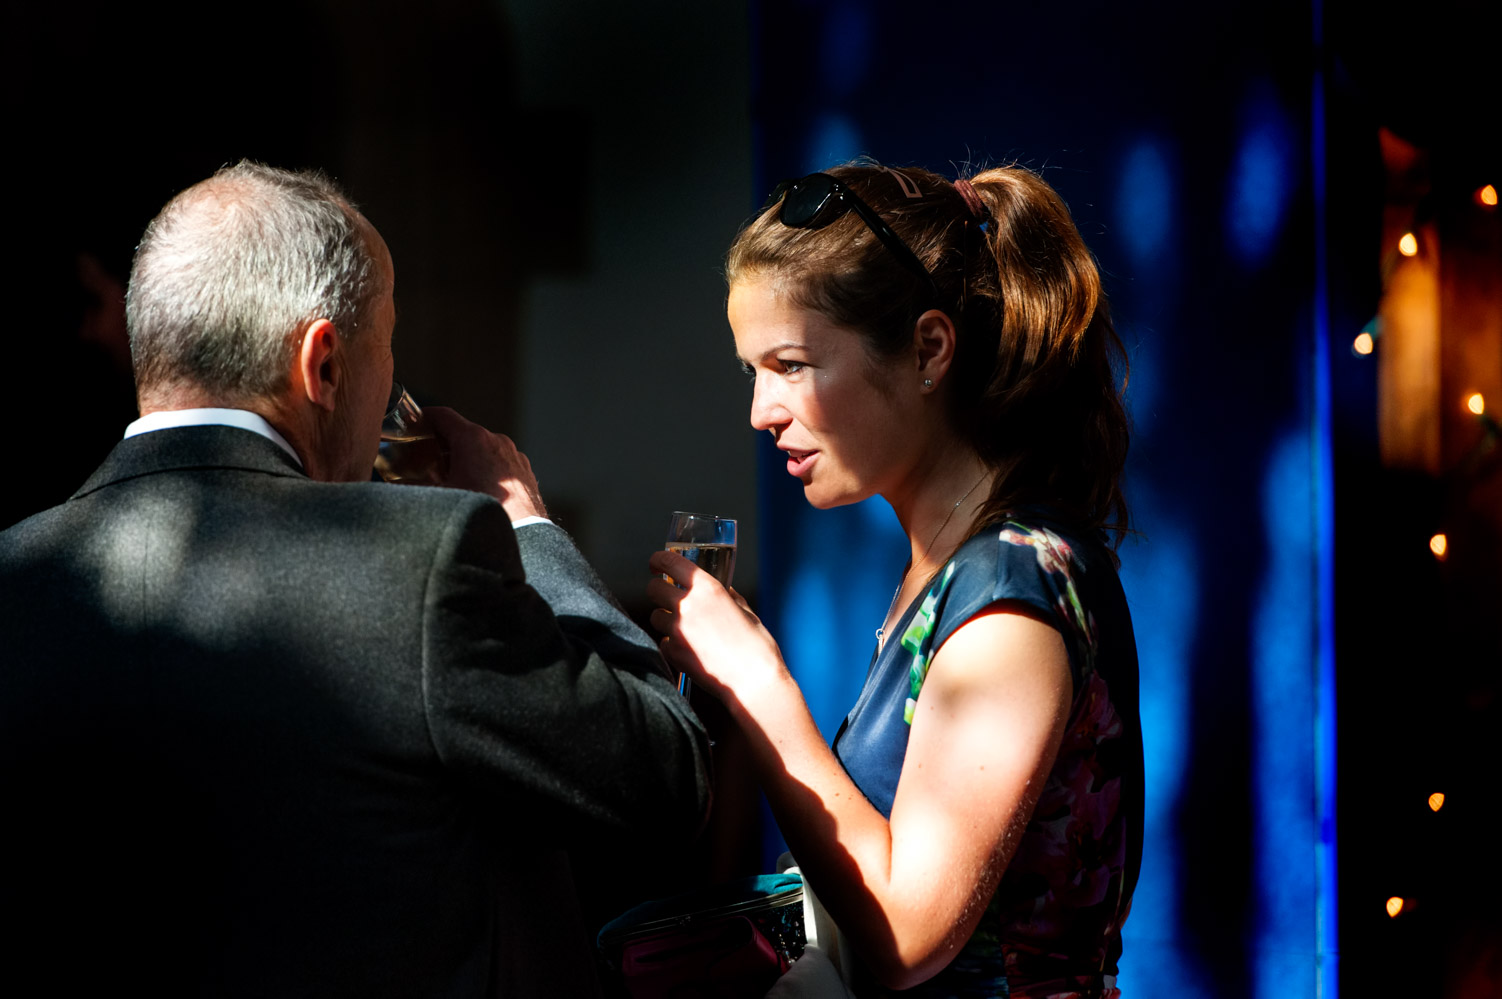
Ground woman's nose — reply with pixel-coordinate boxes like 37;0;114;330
748;377;787;434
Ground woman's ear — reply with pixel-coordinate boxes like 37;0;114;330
913;309;958;391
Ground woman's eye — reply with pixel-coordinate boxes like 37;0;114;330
780;360;806;374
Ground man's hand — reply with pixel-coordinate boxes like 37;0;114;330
421;407;548;522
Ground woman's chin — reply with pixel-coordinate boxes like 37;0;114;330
802;483;867;510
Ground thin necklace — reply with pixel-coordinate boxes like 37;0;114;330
875;471;988;650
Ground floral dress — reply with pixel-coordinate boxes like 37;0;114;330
831;514;1143;999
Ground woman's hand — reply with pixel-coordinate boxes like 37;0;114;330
645;549;787;705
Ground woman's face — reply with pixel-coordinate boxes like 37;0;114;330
729;278;922;509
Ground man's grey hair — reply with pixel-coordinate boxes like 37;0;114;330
126;161;381;403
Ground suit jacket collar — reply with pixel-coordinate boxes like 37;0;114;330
74;425;309;499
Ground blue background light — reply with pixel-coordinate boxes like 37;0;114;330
1117;139;1176;267
1227;83;1299;266
748;2;1338;995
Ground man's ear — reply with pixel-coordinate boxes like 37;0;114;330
914;309;958;391
296;319;340;413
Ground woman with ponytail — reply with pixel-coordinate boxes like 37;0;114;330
648;163;1142;998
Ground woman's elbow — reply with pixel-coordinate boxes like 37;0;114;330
862;938;961;992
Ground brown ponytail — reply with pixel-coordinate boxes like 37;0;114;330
961;167;1130;549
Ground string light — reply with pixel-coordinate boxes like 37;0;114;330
1387;897;1405;918
1398;232;1419;256
1428;792;1445;812
1429;533;1448;560
1353;331;1374;355
1480;184;1498;207
1467;392;1485;415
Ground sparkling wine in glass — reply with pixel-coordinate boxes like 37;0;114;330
665;511;737;696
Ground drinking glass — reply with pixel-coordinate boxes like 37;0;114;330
374;382;448;485
665;512;737;697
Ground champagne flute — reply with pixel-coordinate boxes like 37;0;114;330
375;382;448;485
665;512;737;696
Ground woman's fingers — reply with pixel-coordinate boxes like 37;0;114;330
648;548;702;584
649;612;702;677
645;576;688;610
648;606;679;638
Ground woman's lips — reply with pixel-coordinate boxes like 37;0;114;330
784;449;817;478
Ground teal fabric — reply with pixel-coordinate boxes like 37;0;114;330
599;872;804;942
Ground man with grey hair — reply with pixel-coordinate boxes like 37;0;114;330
0;162;711;996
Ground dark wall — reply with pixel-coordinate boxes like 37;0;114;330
2;2;761;612
3;0;541;527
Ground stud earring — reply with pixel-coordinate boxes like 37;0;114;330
923;378;933;388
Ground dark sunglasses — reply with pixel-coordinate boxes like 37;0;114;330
763;173;939;302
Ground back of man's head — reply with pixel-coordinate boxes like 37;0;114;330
126;161;379;407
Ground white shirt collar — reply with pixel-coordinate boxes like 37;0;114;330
124;408;303;467
124;410;554;529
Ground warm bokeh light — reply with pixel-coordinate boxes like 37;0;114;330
1428;792;1445;812
1429;533;1448;559
1480;184;1499;207
1387;896;1405;918
1353;331;1374;355
1398;232;1419;256
1467;392;1485;415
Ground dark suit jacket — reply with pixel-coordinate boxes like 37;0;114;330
0;426;711;996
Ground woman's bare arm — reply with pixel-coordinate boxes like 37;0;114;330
648;551;1072;990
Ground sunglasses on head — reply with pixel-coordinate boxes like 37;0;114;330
763;173;939;302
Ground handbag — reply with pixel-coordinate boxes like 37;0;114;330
596;873;806;999
763;856;853;999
